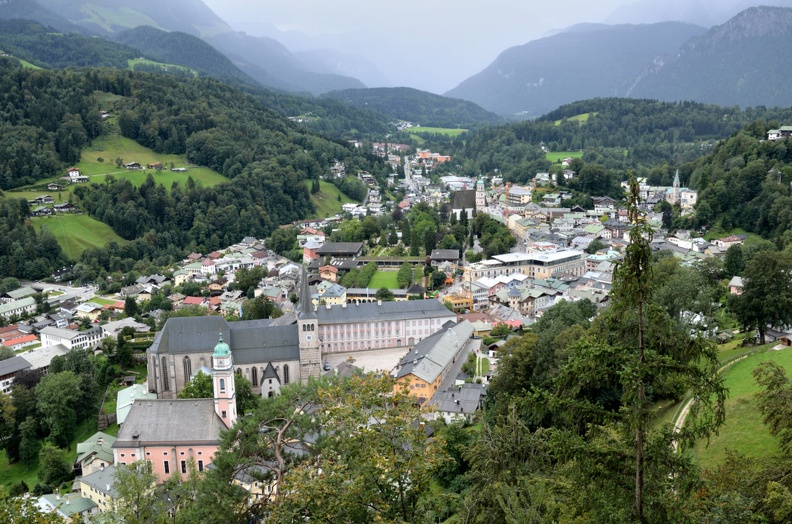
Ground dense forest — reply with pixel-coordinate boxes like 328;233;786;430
0;62;391;280
686;121;792;243
0;19;136;69
112;25;259;88
426;98;792;187
320;86;503;128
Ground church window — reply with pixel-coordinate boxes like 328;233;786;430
198;460;204;472
222;410;227;418
183;357;192;384
161;357;170;391
181;461;187;474
283;365;290;384
251;367;258;386
236;368;241;375
164;461;170;475
219;378;226;393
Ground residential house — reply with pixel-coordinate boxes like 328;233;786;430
75;432;117;476
36;493;97;520
79;465;119;514
432;383;487;424
319;265;339;283
728;276;744;295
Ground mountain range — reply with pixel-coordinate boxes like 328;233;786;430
1;0;792;121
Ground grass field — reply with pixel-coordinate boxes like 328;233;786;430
554;112;595;125
128;58;197;77
408;126;468;137
3;189;74;202
33;214;126;260
306;180;359;219
703;227;763;244
368;271;400;289
78;135;227;189
546;151;583;163
692;347;792;471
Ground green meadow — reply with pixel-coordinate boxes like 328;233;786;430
546;151;584;163
77;135;227;189
692;348;792;471
305;180;359;219
553;112;595;125
33;214;126;260
408;126;468;137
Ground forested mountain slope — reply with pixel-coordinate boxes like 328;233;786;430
320;87;502;128
686;121;792;242
435;98;792;184
0;61;389;279
446;22;705;117
628;6;792;108
113;25;258;87
0;19;137;68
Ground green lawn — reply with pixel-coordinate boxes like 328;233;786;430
407;126;468;137
306;180;359;219
77;135;228;189
702;227;762;243
368;271;400;289
33;214;126;260
128;58;196;76
3;189;74;203
692;348;792;471
553;112;595;125
546;151;583;163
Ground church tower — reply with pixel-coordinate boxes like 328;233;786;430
212;333;237;428
475;177;486;208
672;169;681;205
297;266;321;381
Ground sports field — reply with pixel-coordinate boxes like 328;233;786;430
407;127;468;137
368;271;400;289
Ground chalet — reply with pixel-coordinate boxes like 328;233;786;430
53;202;78;213
48;183;64;191
148;162;163;169
768;126;792;141
124;162;143;170
171;167;187;172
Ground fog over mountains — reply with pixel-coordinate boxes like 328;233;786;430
2;0;792;118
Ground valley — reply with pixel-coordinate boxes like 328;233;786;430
1;0;792;522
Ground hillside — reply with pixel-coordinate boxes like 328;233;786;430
0;18;136;69
206;31;366;95
628;6;792;108
320;87;502;128
113;26;258;87
0;60;391;279
0;0;87;34
35;0;233;37
445;22;705;117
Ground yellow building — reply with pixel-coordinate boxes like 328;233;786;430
79;465;118;514
394;320;474;402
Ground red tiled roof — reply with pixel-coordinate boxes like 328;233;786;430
3;334;38;347
183;296;205;306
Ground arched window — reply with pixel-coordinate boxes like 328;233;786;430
219;378;226;393
251;366;258;387
283;364;290;384
236;368;241;375
161;357;170;391
183;357;192;384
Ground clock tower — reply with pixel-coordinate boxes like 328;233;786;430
212;332;237;428
297;266;321;381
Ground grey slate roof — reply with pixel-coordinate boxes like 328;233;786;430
317;299;454;325
396;320;474;384
80;465;119;497
0;356;32;376
451;190;475;210
316;242;364;256
430;249;460;260
147;316;300;363
114;399;224;447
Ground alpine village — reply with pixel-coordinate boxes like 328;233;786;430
3;1;792;523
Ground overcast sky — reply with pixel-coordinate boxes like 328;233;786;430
202;0;790;93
